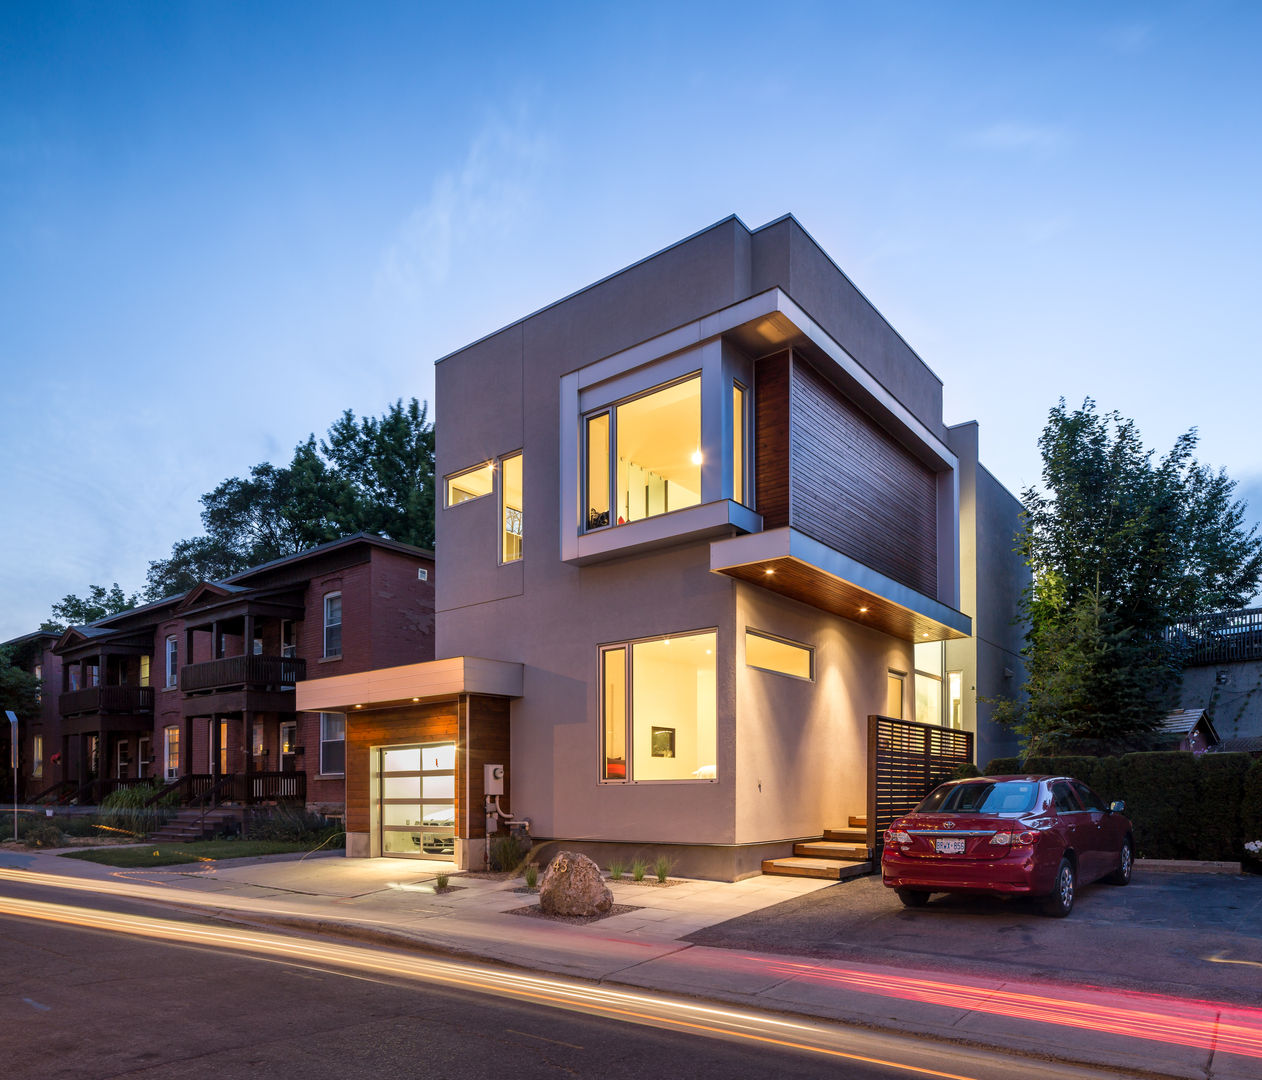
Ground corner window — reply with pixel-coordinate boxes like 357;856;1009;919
600;629;717;782
320;713;346;775
501;451;523;562
586;374;702;530
446;461;494;506
745;629;813;680
165;636;178;688
323;593;342;658
32;734;43;778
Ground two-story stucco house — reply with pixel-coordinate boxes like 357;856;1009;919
298;215;1026;878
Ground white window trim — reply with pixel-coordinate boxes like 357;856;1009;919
320;712;346;776
444;461;495;507
165;636;178;688
323;592;342;659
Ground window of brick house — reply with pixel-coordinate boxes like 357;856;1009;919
320;713;346;775
323;593;342;658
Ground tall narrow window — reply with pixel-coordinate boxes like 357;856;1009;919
501;452;523;562
218;719;229;774
948;671;964;730
33;663;42;704
320;713;346;775
600;630;717;782
886;672;905;719
601;647;626;780
733;383;746;505
164;725;180;780
323;593;342;658
32;735;43;778
139;655;150;686
165;637;178;688
586;412;610;529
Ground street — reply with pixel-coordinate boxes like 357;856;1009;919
0;878;1153;1080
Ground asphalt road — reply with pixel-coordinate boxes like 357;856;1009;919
0;885;1144;1080
689;869;1262;1005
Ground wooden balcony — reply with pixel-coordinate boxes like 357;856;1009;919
179;655;307;717
59;684;155;717
180;655;307;694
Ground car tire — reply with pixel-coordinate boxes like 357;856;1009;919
897;889;930;908
1104;837;1133;886
1041;857;1076;917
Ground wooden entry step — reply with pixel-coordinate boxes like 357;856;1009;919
794;840;869;860
761;855;872;881
762;822;874;880
822;827;868;845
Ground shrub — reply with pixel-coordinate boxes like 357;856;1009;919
1197;753;1251;858
488;833;528;872
56;814;104;838
983;757;1022;775
523;863;539;889
23;821;64;848
631;857;648;883
246;806;342;845
435;872;450;890
654;855;671;884
1242;760;1262;842
948;763;982;780
99;784;171;838
607;859;625;881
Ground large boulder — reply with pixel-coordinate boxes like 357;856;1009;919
538;850;613;916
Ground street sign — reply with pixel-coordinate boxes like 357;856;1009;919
6;711;15;770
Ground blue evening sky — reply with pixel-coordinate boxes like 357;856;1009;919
3;1;1260;639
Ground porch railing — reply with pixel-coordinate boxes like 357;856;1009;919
180;655;307;694
142;771;305;807
1166;607;1262;667
30;780;78;805
867;715;974;858
59;684;155;716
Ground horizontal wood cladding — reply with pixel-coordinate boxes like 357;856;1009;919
754;350;792;529
344;703;458;834
788;353;938;597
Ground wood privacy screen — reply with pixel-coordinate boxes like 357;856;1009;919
867;715;974;855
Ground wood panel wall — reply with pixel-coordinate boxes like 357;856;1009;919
754;350;792;528
462;695;511;841
788;354;939;596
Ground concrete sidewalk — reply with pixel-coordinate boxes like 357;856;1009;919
3;847;1260;1080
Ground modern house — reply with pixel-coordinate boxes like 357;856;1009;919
12;533;434;816
1169;606;1262;744
298;214;1027;878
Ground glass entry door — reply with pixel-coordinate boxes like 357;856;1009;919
379;743;456;859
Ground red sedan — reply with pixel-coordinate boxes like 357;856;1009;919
881;775;1133;917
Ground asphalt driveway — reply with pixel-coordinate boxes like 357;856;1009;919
687;867;1262;1005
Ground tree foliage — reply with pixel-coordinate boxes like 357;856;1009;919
144;399;434;599
998;399;1262;752
41;583;139;633
0;645;40;719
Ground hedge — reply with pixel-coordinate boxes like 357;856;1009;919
979;751;1257;861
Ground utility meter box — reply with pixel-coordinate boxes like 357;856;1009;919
484;763;505;796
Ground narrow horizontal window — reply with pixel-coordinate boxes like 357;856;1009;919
745;630;813;681
446;462;494;506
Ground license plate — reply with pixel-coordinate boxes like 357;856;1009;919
935;838;966;854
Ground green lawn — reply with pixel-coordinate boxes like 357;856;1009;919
59;839;334;867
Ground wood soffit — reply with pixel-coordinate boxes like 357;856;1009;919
716;557;969;643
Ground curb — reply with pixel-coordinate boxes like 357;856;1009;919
1137;858;1243;874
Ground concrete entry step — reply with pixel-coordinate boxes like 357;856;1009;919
794;840;870;860
761;857;872;880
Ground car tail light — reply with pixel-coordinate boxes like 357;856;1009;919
990;830;1038;846
886;829;912;845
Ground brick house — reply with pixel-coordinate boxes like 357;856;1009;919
12;534;433;815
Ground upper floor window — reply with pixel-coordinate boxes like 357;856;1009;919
323;593;343;658
32;734;43;779
33;663;41;704
733;382;747;506
745;629;813;680
446;461;494;506
165;637;179;687
139;655;150;687
585;374;701;531
501;452;523;562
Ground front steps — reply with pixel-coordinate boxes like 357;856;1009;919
762;815;873;880
150;807;244;843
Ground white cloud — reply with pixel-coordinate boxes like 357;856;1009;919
966;122;1068;155
379;106;549;298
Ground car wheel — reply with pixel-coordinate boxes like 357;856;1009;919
897;889;930;908
1104;837;1133;886
1041;857;1076;917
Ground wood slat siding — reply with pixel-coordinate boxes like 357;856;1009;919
343;695;511;842
344;703;458;834
788;355;938;597
754;351;792;529
866;715;973;855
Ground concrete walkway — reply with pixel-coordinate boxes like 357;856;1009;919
3;846;1260;1080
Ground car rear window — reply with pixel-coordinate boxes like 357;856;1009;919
916;781;1039;815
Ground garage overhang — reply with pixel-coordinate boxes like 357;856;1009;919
296;656;524;714
710;527;971;643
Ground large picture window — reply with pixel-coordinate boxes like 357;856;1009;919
585;375;702;530
600;629;717;782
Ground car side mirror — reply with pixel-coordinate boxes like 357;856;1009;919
1108;800;1125;814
